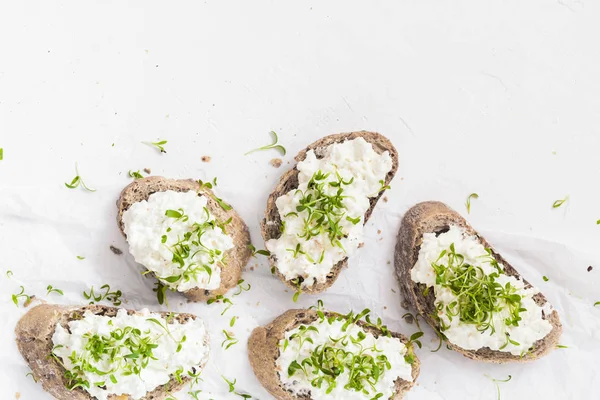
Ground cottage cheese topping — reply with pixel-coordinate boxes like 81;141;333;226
266;138;393;287
411;225;553;355
122;190;234;291
276;316;413;400
52;309;209;400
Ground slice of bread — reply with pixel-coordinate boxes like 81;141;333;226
261;131;399;294
248;309;419;400
15;303;207;400
117;176;252;302
394;201;562;363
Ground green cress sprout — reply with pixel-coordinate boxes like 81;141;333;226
552;197;568;208
144;139;167;153
147;313;187;352
197;178;233;211
82;284;122;306
0;148;3;160
12;286;31;307
221;330;239;350
207;295;234;315
431;244;526;350
128;170;145;180
230;316;237;327
248;244;270;257
76;255;85;260
65;163;96;192
465;192;479;214
233;279;251;296
46;285;64;296
485;374;512;400
244;131;286;156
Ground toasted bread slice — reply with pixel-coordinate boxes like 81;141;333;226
395;201;562;363
117;176;252;302
248;309;419;400
261;131;399;294
15;304;208;400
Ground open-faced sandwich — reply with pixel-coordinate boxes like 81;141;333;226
15;304;208;400
395;201;562;362
117;176;252;302
262;131;398;295
248;307;419;400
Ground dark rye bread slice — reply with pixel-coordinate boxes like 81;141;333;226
15;303;208;400
394;201;562;363
261;131;399;294
117;176;252;302
248;309;419;400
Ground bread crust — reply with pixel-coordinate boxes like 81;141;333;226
394;201;562;362
261;131;399;294
247;309;419;400
15;304;208;400
116;176;252;302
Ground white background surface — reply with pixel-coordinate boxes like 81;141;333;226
1;1;599;399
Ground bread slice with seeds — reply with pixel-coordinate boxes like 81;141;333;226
248;308;419;400
117;176;252;302
15;303;208;400
395;201;562;363
261;131;398;295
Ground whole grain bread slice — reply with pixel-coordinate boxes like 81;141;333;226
15;303;208;400
248;309;419;400
116;176;252;302
394;201;562;363
261;131;399;294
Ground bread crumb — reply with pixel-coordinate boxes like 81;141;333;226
588;266;594;272
110;245;123;255
391;288;397;294
377;229;381;235
383;196;388;203
383;306;388;310
15;393;20;399
256;302;260;306
201;156;211;163
270;158;283;168
143;168;151;174
358;243;365;248
386;261;391;265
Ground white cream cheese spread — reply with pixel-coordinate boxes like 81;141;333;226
266;137;393;288
51;309;209;400
122;190;234;292
276;312;413;399
411;225;553;356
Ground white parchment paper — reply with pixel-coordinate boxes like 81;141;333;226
2;1;600;399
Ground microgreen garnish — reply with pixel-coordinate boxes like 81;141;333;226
597;220;600;225
248;244;270;257
47;285;64;296
431;245;526;348
244;131;286;156
233;279;251;296
76;255;85;260
230;316;237;327
6;270;13;277
128;170;145;180
485;374;512;400
157;204;230;289
64;163;96;192
221;330;239;350
153;281;169;306
466;193;479;214
594;301;600;307
83;284;122;306
147;314;187;352
0;148;3;160
284;308;399;399
207;295;234;315
197;178;233;211
552;197;568;208
542;276;549;282
556;344;568;348
291;277;303;302
26;372;37;382
12;286;31;307
144;139;167;153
